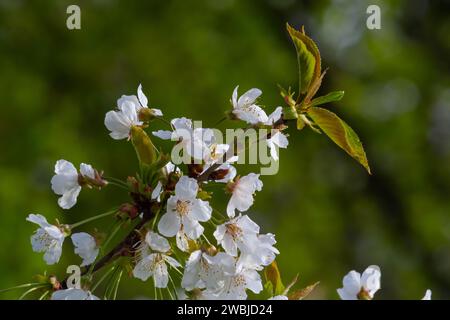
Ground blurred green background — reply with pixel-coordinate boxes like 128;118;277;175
0;0;449;299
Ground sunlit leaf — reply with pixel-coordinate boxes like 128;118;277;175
286;23;321;95
307;107;371;174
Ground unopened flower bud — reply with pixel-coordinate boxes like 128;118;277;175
127;176;140;192
49;275;61;290
130;126;157;166
119;203;139;219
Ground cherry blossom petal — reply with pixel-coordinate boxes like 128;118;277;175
146;231;170;253
158;212;180;238
175;176;198;200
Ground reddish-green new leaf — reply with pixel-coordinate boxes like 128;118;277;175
307;107;371;174
288;281;320;300
286;24;321;95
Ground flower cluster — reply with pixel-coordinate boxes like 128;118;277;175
14;25;434;300
23;84;289;300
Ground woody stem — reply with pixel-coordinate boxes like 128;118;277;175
62;213;152;289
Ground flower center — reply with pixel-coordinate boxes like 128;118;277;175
357;288;371;300
149;253;165;273
37;231;56;249
176;200;190;216
225;223;242;239
233;274;246;287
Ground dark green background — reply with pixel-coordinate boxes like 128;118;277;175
0;0;449;299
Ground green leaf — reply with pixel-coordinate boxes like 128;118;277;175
264;261;285;296
307;107;371;174
286;23;321;95
310;91;345;107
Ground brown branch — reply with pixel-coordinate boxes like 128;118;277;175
61;215;150;289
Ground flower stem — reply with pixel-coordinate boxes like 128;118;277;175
155;116;174;130
18;284;48;300
91;265;116;292
87;221;123;277
112;269;123;300
70;209;117;229
104;176;129;189
0;282;42;293
38;290;50;300
107;181;129;190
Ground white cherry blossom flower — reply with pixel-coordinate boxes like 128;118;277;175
26;214;65;265
226;173;263;218
265;106;283;125
238;233;279;270
264;107;288;161
153;118;213;160
50;160;95;209
158;176;212;251
133;232;181;288
422;289;432;300
71;232;99;267
211;266;263;300
182;250;235;291
213;215;260;257
105;95;142;140
337;265;381;300
231;86;268;125
51;288;99;300
105;84;162;140
266;131;289;161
